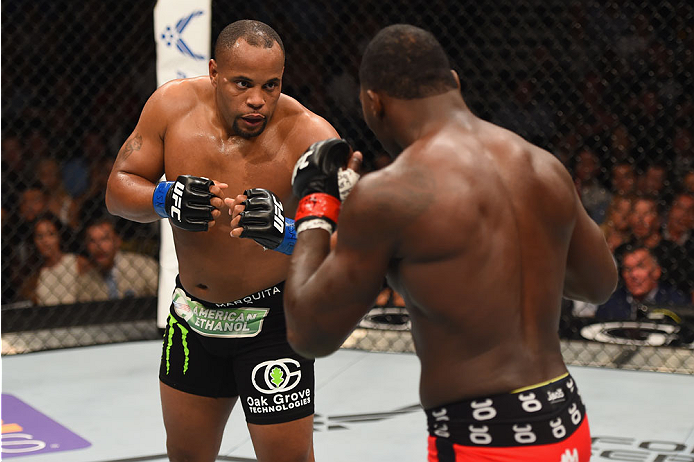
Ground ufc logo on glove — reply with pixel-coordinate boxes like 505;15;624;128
170;181;185;221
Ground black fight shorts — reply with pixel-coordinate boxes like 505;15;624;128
426;373;591;461
159;277;315;425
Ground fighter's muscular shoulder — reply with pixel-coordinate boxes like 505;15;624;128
480;122;576;221
339;155;432;258
147;77;212;128
272;94;340;154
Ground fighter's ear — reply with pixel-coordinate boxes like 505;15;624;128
366;90;384;118
451;69;461;90
209;59;218;87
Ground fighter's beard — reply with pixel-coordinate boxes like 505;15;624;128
232;118;268;139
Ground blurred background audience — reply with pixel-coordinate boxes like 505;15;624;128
1;1;691;343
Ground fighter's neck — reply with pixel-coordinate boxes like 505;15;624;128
392;91;472;148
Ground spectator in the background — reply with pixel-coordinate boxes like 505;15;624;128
610;161;636;196
573;148;611;224
617;196;665;251
600;195;634;252
17;184;49;237
637;163;670;203
71;153;159;258
615;196;685;297
77;218;158;302
36;157;78;229
664;193;694;247
1;185;50;303
21;213;87;306
596;247;688;320
662;193;694;299
574;194;633;318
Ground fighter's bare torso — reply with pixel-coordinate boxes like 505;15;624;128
366;115;576;407
159;77;337;302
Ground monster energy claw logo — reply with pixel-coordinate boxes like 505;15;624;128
252;358;302;394
165;315;190;375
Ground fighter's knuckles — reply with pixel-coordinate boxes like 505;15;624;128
232;204;246;219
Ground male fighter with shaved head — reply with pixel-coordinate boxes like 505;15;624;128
252;24;617;462
107;19;339;462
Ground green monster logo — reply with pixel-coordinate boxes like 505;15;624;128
165;315;190;375
270;367;285;388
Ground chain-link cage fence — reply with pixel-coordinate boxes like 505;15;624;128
2;1;693;371
1;0;161;352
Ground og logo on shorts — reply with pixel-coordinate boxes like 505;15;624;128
251;358;302;394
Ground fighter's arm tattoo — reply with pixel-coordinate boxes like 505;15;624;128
116;132;143;163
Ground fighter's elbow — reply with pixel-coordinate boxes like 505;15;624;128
594;261;619;304
567;263;618;304
104;189;117;215
104;175;124;216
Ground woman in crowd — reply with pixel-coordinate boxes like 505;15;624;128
21;213;88;306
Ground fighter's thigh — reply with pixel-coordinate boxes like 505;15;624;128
248;415;315;462
159;314;240;460
160;381;237;462
233;339;315;425
233;338;315;461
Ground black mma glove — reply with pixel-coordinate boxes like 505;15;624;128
237;188;296;255
152;175;215;232
291;138;354;234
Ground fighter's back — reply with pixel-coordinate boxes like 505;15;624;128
375;116;578;408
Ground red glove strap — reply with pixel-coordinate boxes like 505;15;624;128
295;193;341;225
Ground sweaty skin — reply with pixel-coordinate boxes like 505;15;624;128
284;89;617;409
106;37;337;462
106;42;338;303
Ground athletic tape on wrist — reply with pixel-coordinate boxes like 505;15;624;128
296;219;334;234
273;217;296;255
337;168;361;201
295;193;341;226
153;181;174;218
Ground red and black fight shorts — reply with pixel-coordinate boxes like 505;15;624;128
159;276;315;425
426;373;591;461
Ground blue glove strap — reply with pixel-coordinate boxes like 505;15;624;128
274;218;296;255
153;181;174;218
